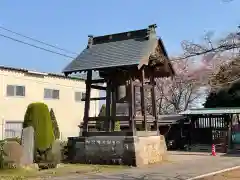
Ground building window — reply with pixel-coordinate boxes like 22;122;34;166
5;121;23;138
44;88;59;99
75;91;86;102
82;92;86;100
75;92;81;102
6;85;25;97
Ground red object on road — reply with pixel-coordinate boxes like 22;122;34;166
211;144;216;156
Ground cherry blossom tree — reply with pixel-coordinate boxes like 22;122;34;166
156;29;240;114
155;58;209;114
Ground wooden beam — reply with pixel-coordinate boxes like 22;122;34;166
137;84;153;89
88;116;129;122
105;81;111;131
87;115;156;122
140;69;147;131
150;76;159;135
90;85;106;90
228;115;233;150
90;79;106;84
82;97;106;101
86;121;155;125
133;82;153;89
91;97;106;101
111;86;117;131
129;78;136;135
82;70;92;133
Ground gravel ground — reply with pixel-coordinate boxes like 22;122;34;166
50;152;240;180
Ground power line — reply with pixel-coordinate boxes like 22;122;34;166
1;26;240;87
0;25;78;55
2;25;238;62
0;33;75;59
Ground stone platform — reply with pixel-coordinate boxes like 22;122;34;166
67;131;167;167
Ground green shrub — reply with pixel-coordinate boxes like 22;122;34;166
60;141;68;162
114;121;121;131
23;102;55;152
50;108;60;140
59;141;68;162
0;140;6;169
37;148;57;169
5;137;21;144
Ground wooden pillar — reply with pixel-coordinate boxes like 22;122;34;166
129;78;136;135
105;81;112;131
111;85;117;131
209;115;213;144
228;115;233;151
82;70;92;133
140;68;147;131
188;116;195;147
150;75;159;134
209;115;212;128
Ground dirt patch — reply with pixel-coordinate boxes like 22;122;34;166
199;168;240;180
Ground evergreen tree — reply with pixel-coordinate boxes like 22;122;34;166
204;81;240;108
50;108;60;140
23;102;55;151
97;104;121;131
96;104;106;131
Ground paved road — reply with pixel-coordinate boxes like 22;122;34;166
52;152;240;180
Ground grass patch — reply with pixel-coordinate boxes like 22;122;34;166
0;164;128;180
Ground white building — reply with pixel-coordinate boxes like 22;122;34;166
0;66;99;140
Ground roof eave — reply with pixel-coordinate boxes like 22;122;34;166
158;38;175;76
63;64;139;76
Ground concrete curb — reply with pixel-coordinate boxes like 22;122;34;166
187;166;240;180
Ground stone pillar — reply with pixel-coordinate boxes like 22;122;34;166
0;116;5;140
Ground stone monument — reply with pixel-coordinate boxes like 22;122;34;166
20;126;34;166
3;141;23;168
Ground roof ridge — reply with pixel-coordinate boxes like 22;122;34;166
91;24;157;38
91;24;157;45
92;28;147;39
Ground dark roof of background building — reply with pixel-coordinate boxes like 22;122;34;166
179;107;240;115
158;114;186;125
63;24;169;73
0;65;91;81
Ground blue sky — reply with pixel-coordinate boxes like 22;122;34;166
0;0;239;73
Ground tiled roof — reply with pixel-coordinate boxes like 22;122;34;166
63;24;165;73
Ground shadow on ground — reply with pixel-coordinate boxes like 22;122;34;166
168;150;214;156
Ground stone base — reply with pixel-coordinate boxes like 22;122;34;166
67;131;167;167
134;134;167;166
